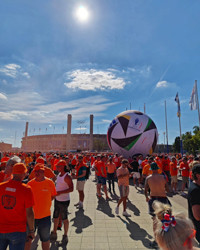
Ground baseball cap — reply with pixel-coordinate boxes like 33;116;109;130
34;163;45;171
150;162;159;170
12;163;27;174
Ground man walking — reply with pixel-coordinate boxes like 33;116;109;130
0;163;35;250
115;159;133;217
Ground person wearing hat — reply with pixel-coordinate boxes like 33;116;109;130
0;156;21;183
188;164;200;245
144;162;171;249
0;163;35;249
26;164;57;250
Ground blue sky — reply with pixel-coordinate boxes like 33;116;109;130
0;0;200;148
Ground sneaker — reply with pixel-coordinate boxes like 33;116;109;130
115;206;119;215
50;232;57;241
123;211;131;217
61;235;68;244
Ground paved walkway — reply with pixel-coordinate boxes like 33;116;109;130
31;173;188;250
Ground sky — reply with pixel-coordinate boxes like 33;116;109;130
0;0;200;148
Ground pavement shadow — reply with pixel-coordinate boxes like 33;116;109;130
96;197;115;217
127;200;140;216
119;216;153;249
50;241;65;250
110;192;119;201
70;209;93;234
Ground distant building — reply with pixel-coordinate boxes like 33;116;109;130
21;115;109;152
0;142;12;152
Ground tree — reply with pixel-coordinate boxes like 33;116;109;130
193;126;200;135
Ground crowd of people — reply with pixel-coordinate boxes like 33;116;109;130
0;150;200;249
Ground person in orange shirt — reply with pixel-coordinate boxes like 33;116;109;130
25;154;33;167
95;155;109;199
28;164;56;182
142;157;154;179
170;156;178;193
179;157;190;196
0;163;35;249
0;154;10;163
26;164;57;250
106;157;116;193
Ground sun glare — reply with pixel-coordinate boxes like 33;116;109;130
75;6;89;22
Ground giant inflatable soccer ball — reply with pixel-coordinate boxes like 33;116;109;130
107;110;158;159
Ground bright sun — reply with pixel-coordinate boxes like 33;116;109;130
75;6;89;22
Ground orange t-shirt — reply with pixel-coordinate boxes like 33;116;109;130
28;178;57;219
0;180;34;233
170;162;178;176
142;164;152;176
117;167;129;186
95;161;107;177
106;162;116;174
1;156;10;162
179;162;189;177
0;171;12;183
29;167;55;180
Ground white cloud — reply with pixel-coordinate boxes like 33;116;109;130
0;91;119;124
102;119;111;123
0;93;7;100
64;69;126;91
156;81;169;88
0;63;30;79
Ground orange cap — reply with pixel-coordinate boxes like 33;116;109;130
12;163;27;174
34;163;45;171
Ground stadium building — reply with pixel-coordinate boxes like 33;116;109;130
21;114;109;152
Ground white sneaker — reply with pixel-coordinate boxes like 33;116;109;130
115;206;119;215
123;211;131;217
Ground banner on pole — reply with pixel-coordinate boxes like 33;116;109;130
175;92;181;117
189;81;198;110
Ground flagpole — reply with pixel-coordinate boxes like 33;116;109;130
179;115;183;156
165;100;169;153
195;80;200;129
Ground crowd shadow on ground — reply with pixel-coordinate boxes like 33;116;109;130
96;197;115;217
70;208;93;233
119;216;153;249
127;199;140;216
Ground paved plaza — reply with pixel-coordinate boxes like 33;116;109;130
30;172;188;250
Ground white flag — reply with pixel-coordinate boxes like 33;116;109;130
189;81;198;110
